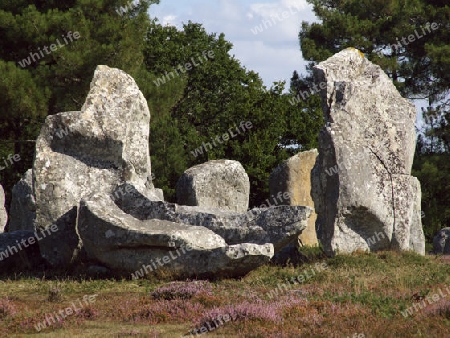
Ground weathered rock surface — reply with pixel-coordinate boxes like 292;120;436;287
113;183;312;252
311;48;425;256
176;160;249;213
269;149;319;246
78;192;274;277
33;65;162;267
8;169;36;232
0;184;6;233
0;230;42;270
433;228;450;255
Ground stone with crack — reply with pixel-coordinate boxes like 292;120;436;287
311;47;425;256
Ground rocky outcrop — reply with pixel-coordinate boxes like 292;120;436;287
311;48;425;256
269;149;319;246
33;65;162;267
0;184;6;233
433;228;450;255
77;192;274;278
8;169;36;232
176;160;250;213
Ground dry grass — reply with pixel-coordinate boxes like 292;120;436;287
1;250;450;337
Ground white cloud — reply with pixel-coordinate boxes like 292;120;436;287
247;0;315;42
161;15;178;26
280;0;308;11
248;0;308;20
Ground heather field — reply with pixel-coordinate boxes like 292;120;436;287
1;248;450;337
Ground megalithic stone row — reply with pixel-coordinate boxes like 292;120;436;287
26;64;311;278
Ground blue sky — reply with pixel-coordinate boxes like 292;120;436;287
149;0;316;88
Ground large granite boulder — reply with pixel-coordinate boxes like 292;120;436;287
433;228;450;255
8;169;36;232
33;65;162;267
77;192;274;278
269;149;319;246
176;160;249;213
0;184;6;233
311;48;425;256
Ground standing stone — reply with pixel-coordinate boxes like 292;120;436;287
33;65;162;267
433;228;450;255
176;160;250;213
8;169;36;232
0;184;7;233
269;149;319;246
0;230;42;270
311;48;425;256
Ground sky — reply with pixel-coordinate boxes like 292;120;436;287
150;0;317;88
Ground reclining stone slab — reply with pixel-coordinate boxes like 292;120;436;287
112;183;312;252
77;192;274;278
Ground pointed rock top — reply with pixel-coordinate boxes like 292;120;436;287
81;65;149;119
314;47;375;83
